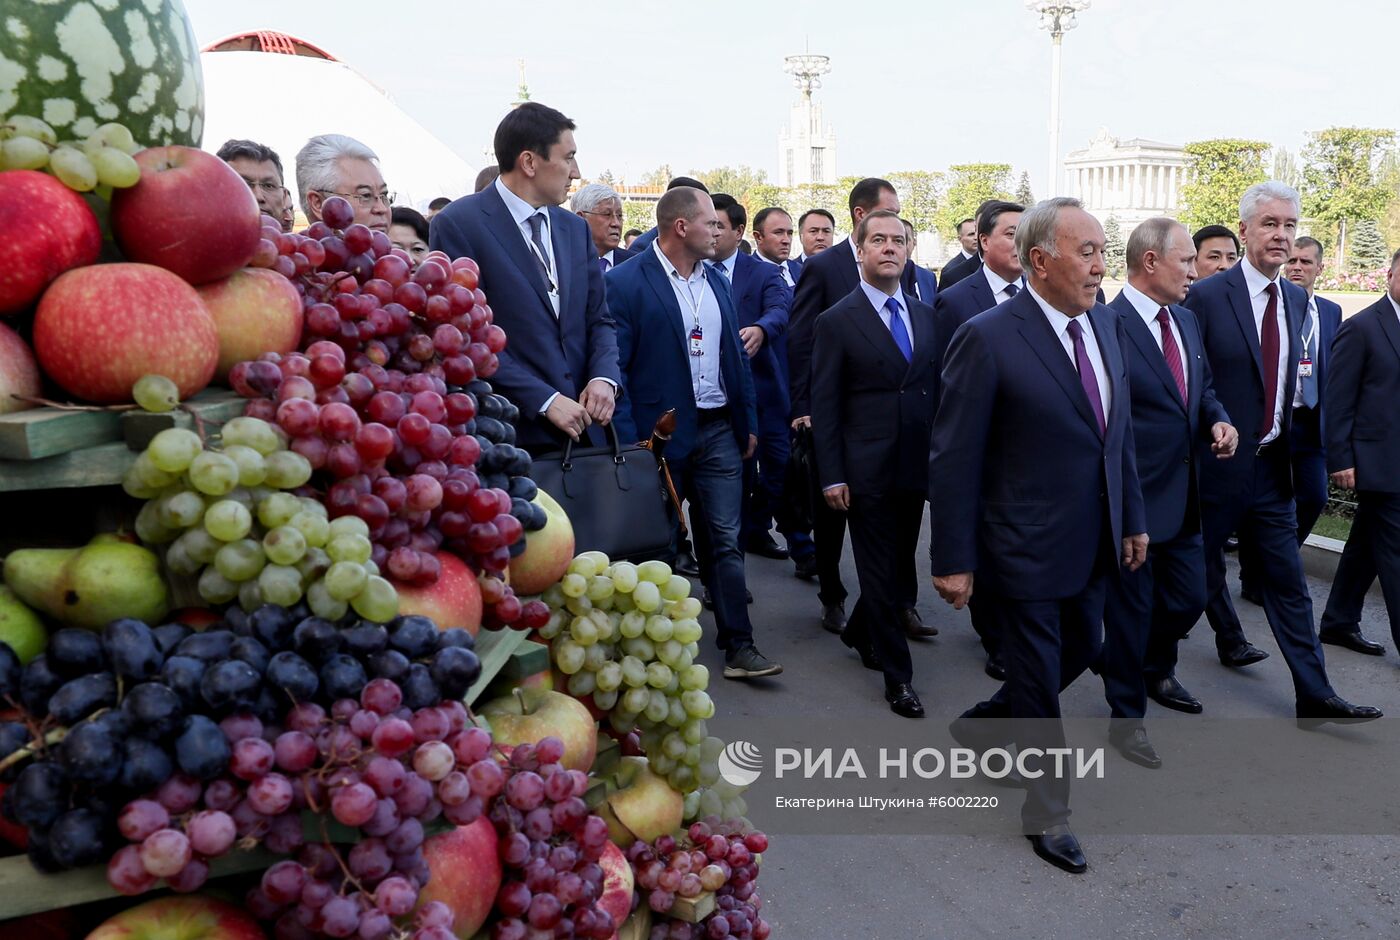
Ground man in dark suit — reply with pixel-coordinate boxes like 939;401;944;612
1192;224;1240;280
812;210;948;718
607;187;781;680
900;219;939;304
571;182;633;273
1100;219;1237;769
624;176;709;255
796;208;835;261
1184;181;1380;726
931;197;1147;873
1319;252;1400;649
788;179;936;641
938;217;981;289
931;200;1024;681
711;198;796;563
430;103;620;455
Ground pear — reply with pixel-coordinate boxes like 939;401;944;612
0;586;47;663
4;538;169;630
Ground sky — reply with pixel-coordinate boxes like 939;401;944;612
184;0;1399;196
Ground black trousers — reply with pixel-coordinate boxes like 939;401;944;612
1238;407;1328;593
843;490;922;687
1321;492;1400;643
813;497;849;607
1100;532;1207;729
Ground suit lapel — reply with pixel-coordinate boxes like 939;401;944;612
1376;299;1400;361
906;294;937;381
1224;266;1265;382
480;186;553;314
835;238;860;293
849;291;910;378
638;252;689;347
548;207;571;327
1013;294;1102;437
1118;299;1185;411
972;271;995;314
1089;304;1122;431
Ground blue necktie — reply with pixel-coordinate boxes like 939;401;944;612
885;297;913;362
598;255;610;276
1004;281;1020;298
1301;304;1319;408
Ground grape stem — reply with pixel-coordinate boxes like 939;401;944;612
180;402;209;442
0;725;68;773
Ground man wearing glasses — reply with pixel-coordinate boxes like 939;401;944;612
571;183;633;271
217;139;290;230
295;134;393;234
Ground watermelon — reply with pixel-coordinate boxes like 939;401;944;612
0;0;204;148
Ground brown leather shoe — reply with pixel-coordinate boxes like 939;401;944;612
901;607;938;639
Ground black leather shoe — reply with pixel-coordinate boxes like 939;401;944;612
1319;630;1386;656
820;602;847;635
792;554;818;581
1296;695;1384;730
901;607;938;639
884;683;924;718
702;588;752;609
984;653;1007;682
1110;728;1162;769
745;533;789;560
1027;825;1087;873
1219;643;1270;668
1147;675;1203;714
947;717;1023;788
674;550;701;577
841;632;882;672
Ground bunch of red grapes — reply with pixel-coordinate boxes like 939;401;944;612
241;196;548;628
629;822;770;940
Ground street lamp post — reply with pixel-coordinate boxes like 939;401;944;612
1027;1;1090;197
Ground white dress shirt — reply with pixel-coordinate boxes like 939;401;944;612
758;254;795;287
1026;283;1112;423
858;280;914;345
709;251;738;282
654;242;726;408
1240;257;1290;444
1121;282;1188;397
982;265;1023;305
959;248;976;262
601;248;620;269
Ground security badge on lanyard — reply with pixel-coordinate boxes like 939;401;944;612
678;272;708;358
1299;309;1317;378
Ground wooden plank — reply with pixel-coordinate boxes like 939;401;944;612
122;389;247;450
0;847;277;920
0;441;136;493
495;638;551;681
463;628;527;705
0;405;124;460
669;890;718;923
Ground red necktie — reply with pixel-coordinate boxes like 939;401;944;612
1155;308;1187;403
1258;283;1279;439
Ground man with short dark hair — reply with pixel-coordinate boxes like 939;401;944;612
623;228;642;248
430;102;621;454
627;177;710;254
426;196;451;220
812;209;949;717
1192;224;1240;280
217;138;288;227
939;217;981;288
900;219;938;304
797;208;835;260
607;187;781;680
474;166;500;193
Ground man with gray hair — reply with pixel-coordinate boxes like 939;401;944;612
1099;217;1237;768
295;133;392;233
1184;181;1381;726
931;197;1146;872
570;182;631;272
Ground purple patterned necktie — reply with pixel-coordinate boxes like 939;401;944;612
1066;318;1106;435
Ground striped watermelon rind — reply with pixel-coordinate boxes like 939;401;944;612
0;0;204;149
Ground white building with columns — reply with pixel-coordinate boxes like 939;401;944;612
1063;128;1189;237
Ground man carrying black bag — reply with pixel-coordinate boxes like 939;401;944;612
608;187;783;680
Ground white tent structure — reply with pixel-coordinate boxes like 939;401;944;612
199;32;476;213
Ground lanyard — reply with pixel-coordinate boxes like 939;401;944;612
673;269;707;330
1301;302;1318;357
523;221;558;293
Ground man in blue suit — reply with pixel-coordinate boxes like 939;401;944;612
938;217;981;289
570;182;634;274
900;219;939;305
931;197;1147;873
711;196;794;562
429;103;620;455
1100;219;1238;769
623;176;708;255
1184;181;1380;726
607;187;782;680
1320;254;1400;650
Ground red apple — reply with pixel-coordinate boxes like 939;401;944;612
507;487;575;596
416;817;502;938
33;263;219;403
393;551;483;636
479;688;598;773
0;169;102;315
0;321;42;414
111;147;260;285
597;840;635;938
196;267;303;380
85;896;266;940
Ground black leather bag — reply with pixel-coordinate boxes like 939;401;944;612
530;424;673;562
784;424;818;533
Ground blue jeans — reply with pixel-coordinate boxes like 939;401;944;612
668;417;755;655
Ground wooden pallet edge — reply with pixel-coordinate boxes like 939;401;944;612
463;627;528;705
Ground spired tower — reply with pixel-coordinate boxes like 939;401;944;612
777;53;837;188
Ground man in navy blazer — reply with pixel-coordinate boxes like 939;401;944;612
899;219;939;306
606;187;780;680
621;176;708;256
430;103;620;455
938;217;981;290
1184;181;1380;727
931;198;1147;873
1100;219;1238;769
1319;257;1400;650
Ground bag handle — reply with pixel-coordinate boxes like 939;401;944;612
560;421;625;471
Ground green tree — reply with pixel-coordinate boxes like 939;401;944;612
783;183;845;229
1380;150;1400;251
1177;139;1270;233
741;183;786;224
620;199;656;235
1103;215;1126;278
1272;147;1300;189
1015;170;1034;206
592;168;617;187
885;170;943;238
637;165;673;188
1347;218;1389;271
1300;127;1396;269
691;165;768;201
936;163;1013;238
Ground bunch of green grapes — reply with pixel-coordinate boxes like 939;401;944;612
0;114;141;191
122;415;398;622
536;551;743;812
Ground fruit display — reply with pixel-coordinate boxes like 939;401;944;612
197;268;306;380
0;167;103;315
4;536;170;630
0;115;143;191
0;1;204;149
628;823;770;939
0;321;42;414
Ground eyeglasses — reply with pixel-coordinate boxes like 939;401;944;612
241;177;283;194
581;209;624;221
320;189;395;209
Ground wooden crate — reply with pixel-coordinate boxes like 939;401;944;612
122;389;246;449
0;404;124;461
0;440;136;493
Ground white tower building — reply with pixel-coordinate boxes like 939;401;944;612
777;53;837;188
